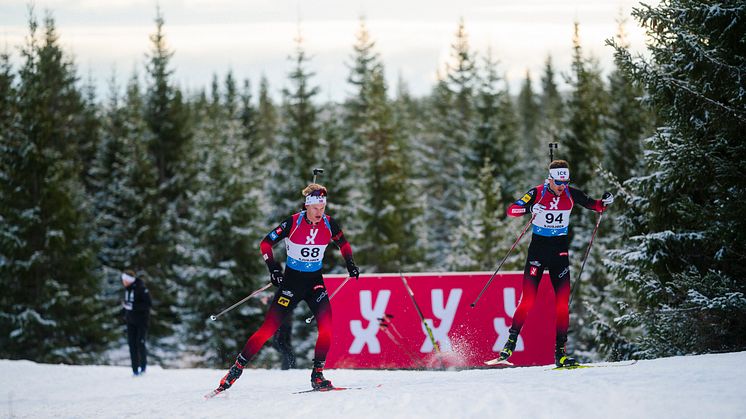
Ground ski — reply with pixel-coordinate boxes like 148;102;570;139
484;358;513;366
293;384;382;394
550;365;593;370
548;360;638;371
204;388;225;399
293;387;360;394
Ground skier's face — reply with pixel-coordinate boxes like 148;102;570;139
306;203;326;223
549;178;568;194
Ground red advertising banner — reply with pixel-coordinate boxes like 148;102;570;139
323;271;557;369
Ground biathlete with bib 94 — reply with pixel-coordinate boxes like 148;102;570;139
497;159;613;367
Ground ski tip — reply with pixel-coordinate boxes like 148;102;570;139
484;358;513;366
204;388;223;399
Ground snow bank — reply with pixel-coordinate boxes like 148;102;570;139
1;351;745;418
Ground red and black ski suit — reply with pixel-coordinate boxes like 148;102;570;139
505;183;606;345
238;211;353;363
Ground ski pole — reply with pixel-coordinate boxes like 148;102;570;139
569;212;604;305
379;318;427;368
305;276;352;324
470;214;536;308
383;314;406;341
209;282;272;321
383;314;426;366
400;273;440;353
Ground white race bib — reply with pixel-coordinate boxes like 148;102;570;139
285;241;328;264
533;209;571;230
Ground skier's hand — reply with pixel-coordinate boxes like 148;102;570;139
346;259;360;280
531;203;546;216
601;191;614;207
267;261;284;287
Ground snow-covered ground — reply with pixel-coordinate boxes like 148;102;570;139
2;352;745;419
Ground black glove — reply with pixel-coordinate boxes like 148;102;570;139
267;261;284;287
346;259;360;279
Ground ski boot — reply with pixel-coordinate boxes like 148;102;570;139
498;330;519;362
555;342;579;368
218;354;249;391
310;359;333;390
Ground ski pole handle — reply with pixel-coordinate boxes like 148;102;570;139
305;276;352;323
209;283;272;321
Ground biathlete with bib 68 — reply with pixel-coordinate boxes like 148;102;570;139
211;183;360;394
497;159;613;367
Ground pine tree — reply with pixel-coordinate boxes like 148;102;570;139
0;11;112;363
0;51;14;133
516;70;540;168
317;104;355;274
178;73;266;367
336;17;378;258
270;29;321;219
255;75;279;227
448;160;508;270
238;77;260;160
345;17;381;131
256;75;278;155
224;72;239;118
471;50;526;272
474;48;521;205
555;23;612;359
392;77;430;271
534;55;565;179
582;14;657;360
342;19;419;272
140;9;192;357
91;73;165;359
539;55;564;142
605;0;746;357
424;19;479;269
266;28;324;367
444;18;478;176
357;67;420;272
144;10;193;204
561;22;608;188
604;15;655;182
78;79;101;193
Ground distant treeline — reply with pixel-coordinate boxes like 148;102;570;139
1;2;744;368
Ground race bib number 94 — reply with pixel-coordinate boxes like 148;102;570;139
534;210;571;230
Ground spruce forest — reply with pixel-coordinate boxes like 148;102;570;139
1;1;744;368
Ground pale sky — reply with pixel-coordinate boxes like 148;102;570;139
0;0;656;101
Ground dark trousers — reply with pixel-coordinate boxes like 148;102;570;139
272;316;296;369
510;235;572;344
126;318;148;374
240;268;332;363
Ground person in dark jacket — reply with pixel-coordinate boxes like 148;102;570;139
122;269;152;376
